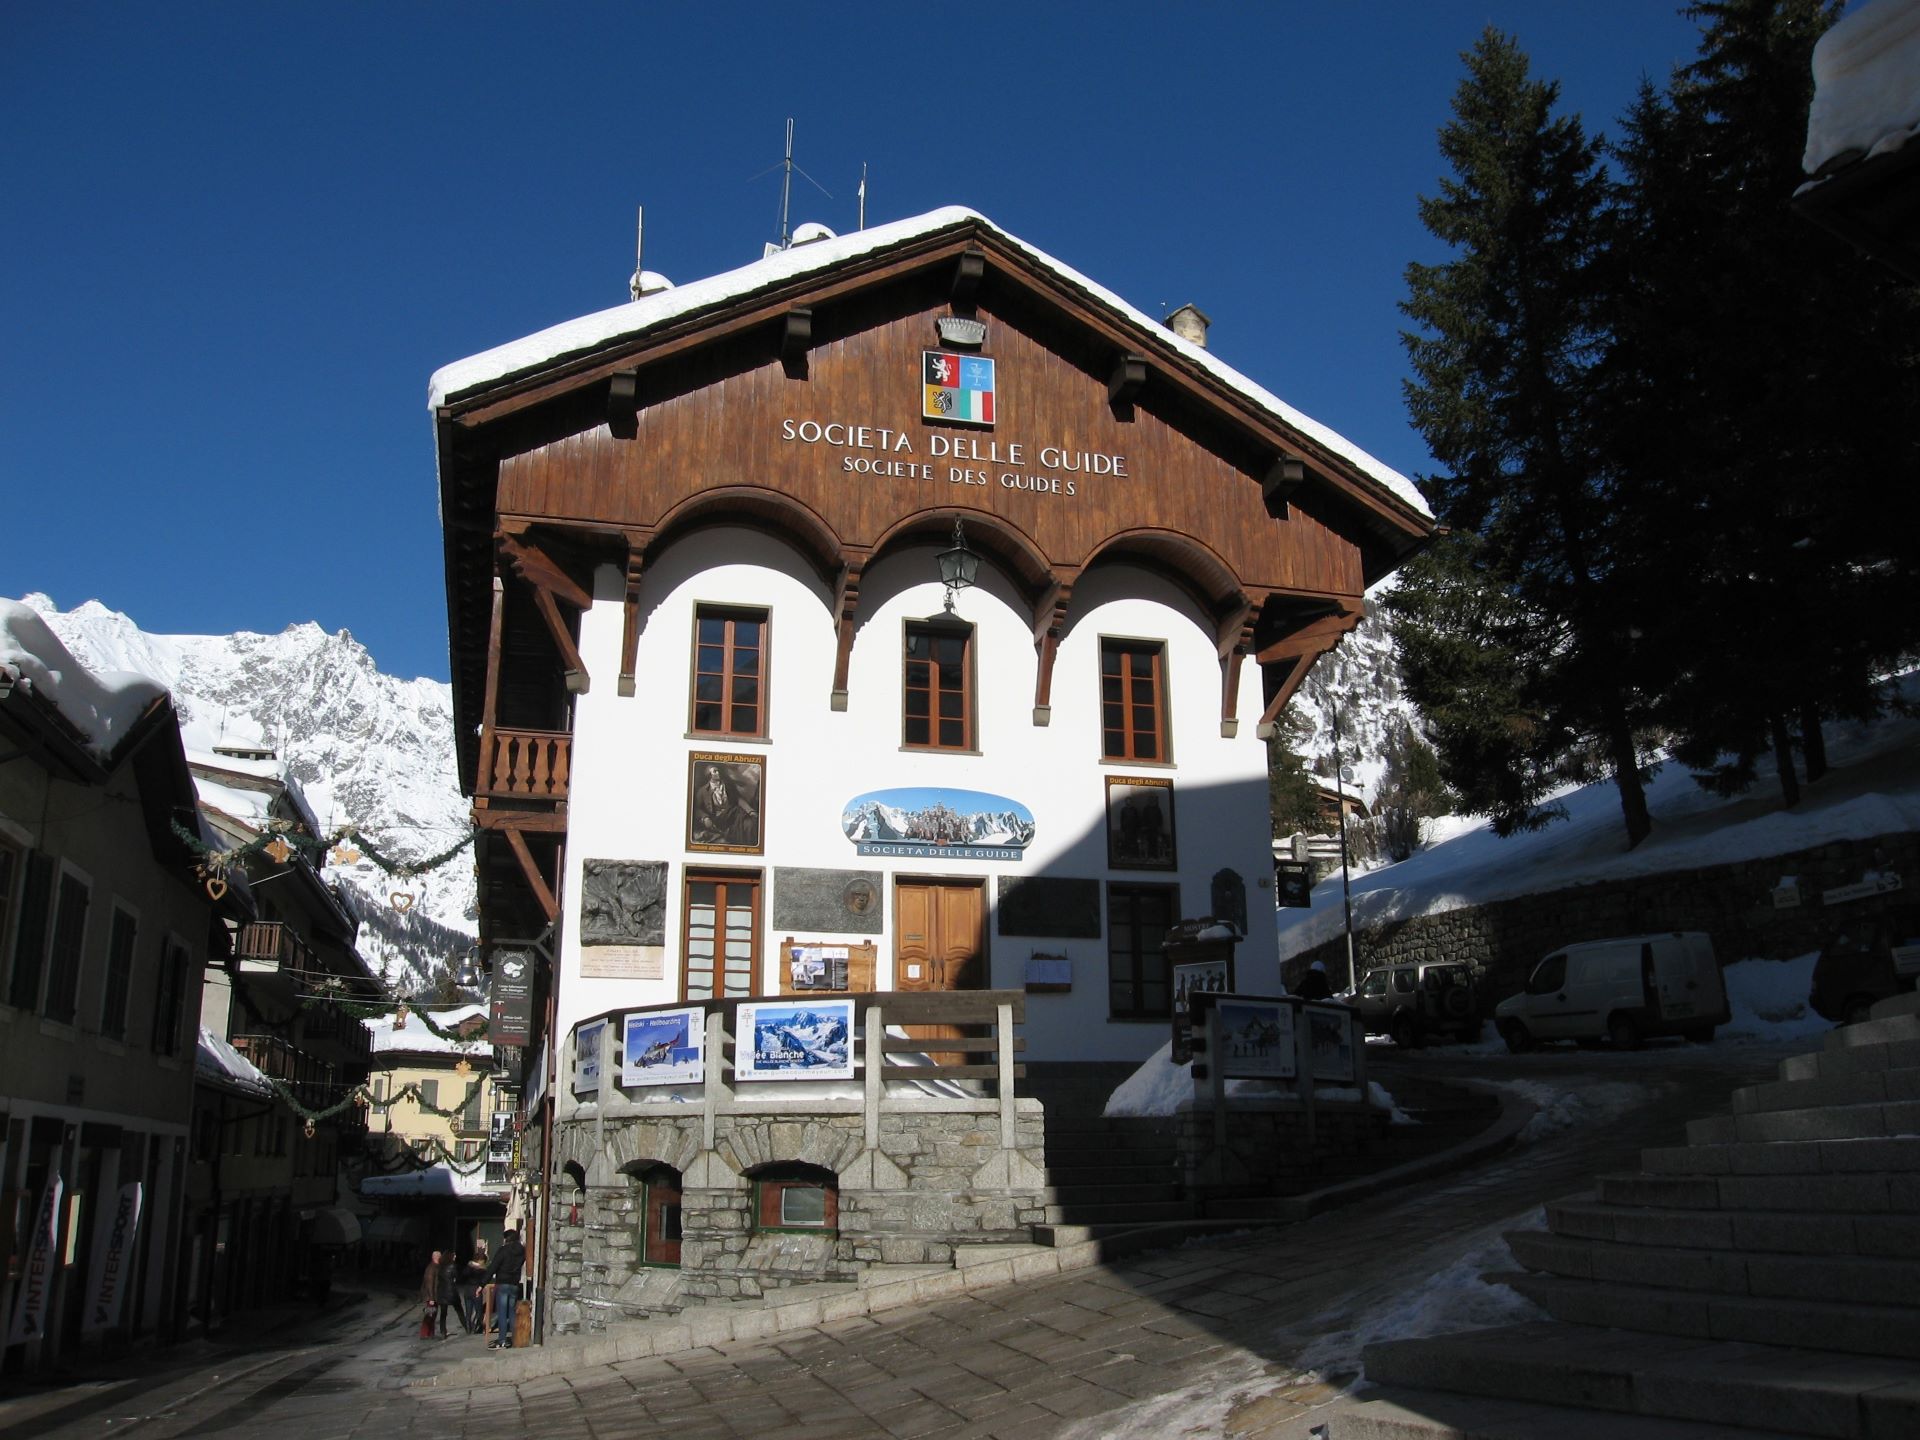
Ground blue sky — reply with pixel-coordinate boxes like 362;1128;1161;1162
4;3;1709;683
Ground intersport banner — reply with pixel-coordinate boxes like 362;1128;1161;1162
6;1173;64;1347
82;1181;142;1333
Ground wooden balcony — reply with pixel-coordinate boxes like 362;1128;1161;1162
234;920;314;972
478;727;571;802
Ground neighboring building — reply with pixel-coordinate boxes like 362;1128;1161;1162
358;1003;513;1263
429;209;1431;1324
183;753;381;1323
0;601;224;1369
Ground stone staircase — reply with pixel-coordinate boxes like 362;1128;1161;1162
1345;996;1920;1438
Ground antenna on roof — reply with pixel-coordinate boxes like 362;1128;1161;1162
628;205;645;300
752;119;832;253
858;163;867;231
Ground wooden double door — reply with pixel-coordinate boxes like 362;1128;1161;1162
894;879;986;1063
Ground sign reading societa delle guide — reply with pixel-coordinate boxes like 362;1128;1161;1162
778;347;1131;498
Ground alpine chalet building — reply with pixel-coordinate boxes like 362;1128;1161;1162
431;208;1431;1324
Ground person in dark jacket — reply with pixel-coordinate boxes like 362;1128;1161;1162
420;1250;447;1338
1297;959;1333;1001
457;1242;489;1334
487;1229;526;1348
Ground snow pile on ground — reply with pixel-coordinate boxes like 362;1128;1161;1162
1277;676;1920;964
1103;1039;1413;1122
1722;952;1829;1040
1293;1213;1550;1379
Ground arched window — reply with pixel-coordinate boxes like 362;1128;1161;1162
629;1163;683;1266
751;1162;838;1233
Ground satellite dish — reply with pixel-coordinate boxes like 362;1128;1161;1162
790;221;837;246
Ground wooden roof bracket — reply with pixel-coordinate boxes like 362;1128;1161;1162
1215;597;1259;739
1030;579;1075;726
502;823;560;924
1253;605;1363;738
829;558;865;711
951;249;986;312
1263;454;1306;521
781;306;813;380
607;370;639;440
1108;353;1147;421
617;539;646;697
500;532;592;693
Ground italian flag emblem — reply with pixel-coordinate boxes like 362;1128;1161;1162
923;351;995;426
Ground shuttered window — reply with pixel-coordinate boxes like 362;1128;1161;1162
42;870;90;1024
683;873;759;1000
8;850;54;1011
101;905;137;1041
152;937;190;1056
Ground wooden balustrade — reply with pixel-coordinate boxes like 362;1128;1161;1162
479;727;572;801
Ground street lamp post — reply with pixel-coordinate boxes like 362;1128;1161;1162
1330;698;1357;992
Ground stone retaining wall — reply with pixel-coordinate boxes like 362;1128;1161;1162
1177;1101;1386;1192
1282;831;1915;999
546;1100;1047;1334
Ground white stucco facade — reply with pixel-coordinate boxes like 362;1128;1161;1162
553;524;1278;1061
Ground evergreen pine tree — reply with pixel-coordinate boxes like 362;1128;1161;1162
1400;29;1655;846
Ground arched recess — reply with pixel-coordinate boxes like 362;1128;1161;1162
1073;528;1264;736
616;487;848;696
843;506;1060;712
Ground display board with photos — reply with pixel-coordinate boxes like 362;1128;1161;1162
621;1006;706;1086
574;1018;606;1093
1170;958;1233;1064
1214;997;1297;1080
1304;1001;1357;1083
736;999;855;1081
777;937;877;995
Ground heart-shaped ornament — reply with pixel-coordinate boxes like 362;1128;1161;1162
390;891;414;913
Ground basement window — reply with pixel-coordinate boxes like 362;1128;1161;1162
752;1162;838;1233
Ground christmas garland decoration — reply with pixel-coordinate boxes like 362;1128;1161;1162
264;1071;489;1127
170;814;476;907
296;986;493;1045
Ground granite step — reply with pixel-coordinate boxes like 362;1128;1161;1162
1040;1197;1199;1226
1043;1162;1177;1187
1778;1036;1920;1083
1722;1101;1920;1145
1042;1180;1183;1207
1507;1228;1920;1304
1825;1011;1920;1051
1638;1137;1920;1178
1495;1269;1920;1360
1360;1319;1920;1439
1595;1169;1920;1213
1732;1069;1920;1117
1548;1197;1920;1257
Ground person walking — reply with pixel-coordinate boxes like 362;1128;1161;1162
487;1228;525;1349
430;1248;460;1337
457;1241;489;1334
1297;959;1334;1001
419;1250;445;1339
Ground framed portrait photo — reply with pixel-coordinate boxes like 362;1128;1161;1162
1106;775;1176;871
687;752;764;854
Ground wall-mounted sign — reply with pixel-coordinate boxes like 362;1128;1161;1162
924;351;995;425
737;1000;855;1081
1216;998;1295;1080
574;1019;605;1094
83;1181;142;1334
1823;870;1902;907
1107;775;1176;871
842;787;1036;862
1274;861;1314;908
622;1007;705;1087
489;949;535;1047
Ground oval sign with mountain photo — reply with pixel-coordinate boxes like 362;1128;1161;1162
841;787;1036;862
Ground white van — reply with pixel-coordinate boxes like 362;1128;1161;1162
1495;932;1728;1051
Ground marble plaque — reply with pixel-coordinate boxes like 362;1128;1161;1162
771;867;884;935
995;876;1101;938
579;859;668;947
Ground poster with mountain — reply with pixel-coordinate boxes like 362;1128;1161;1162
736;1000;855;1081
841;787;1035;862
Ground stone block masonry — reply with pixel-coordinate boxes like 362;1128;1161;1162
545;1100;1047;1334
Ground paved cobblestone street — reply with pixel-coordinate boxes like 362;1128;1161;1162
3;1044;1793;1440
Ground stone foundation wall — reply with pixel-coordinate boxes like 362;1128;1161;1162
1176;1102;1387;1193
1282;831;1917;999
545;1100;1047;1333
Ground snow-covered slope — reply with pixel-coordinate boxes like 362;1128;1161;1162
18;594;474;991
1276;676;1920;962
1286;592;1423;806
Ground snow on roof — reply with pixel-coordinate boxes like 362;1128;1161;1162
429;206;1429;520
187;751;324;839
0;598;165;758
1804;0;1920;176
196;1026;273;1097
368;1002;490;1056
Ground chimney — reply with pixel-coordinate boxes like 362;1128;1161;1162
1165;303;1211;350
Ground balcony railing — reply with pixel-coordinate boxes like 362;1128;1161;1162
479;727;571;802
234;921;314;972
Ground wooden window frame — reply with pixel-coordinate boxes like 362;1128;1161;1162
100;901;138;1042
1100;637;1170;763
902;618;975;752
681;869;762;1002
1106;882;1180;1020
41;861;91;1026
689;604;770;739
635;1163;685;1267
752;1165;839;1234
